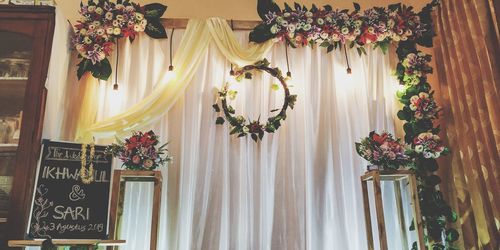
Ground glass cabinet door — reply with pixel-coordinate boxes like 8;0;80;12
0;31;32;237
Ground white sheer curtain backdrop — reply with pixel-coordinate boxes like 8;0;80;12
43;27;413;249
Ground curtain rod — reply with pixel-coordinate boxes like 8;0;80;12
161;18;261;30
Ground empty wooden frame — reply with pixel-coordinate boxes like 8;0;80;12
361;170;425;250
108;170;163;250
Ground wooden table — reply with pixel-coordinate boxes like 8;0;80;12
8;239;126;249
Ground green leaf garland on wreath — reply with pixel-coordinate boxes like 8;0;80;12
73;0;168;80
252;0;459;248
213;59;297;142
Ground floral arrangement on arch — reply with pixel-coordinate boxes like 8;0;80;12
355;131;411;170
73;0;168;80
105;130;172;170
251;1;435;55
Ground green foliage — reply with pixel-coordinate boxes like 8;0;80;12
77;58;112;81
145;21;167;39
144;3;167;19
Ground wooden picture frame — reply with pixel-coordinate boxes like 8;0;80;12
108;170;163;250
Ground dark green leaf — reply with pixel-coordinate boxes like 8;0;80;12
77;58;92;80
91;58;112;81
284;2;292;12
270;108;280;112
353;2;360;11
251;133;258;142
409;219;415;231
145;20;167;39
425;175;441;186
144;3;167;19
294;2;301;11
327;45;334;53
212;103;221;112
446;228;459;242
249;23;274;43
323;5;332;11
215;117;225;125
257;0;281;20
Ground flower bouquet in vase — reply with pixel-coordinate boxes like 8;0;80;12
355;131;411;171
106;130;172;170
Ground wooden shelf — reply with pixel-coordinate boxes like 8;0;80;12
0;144;17;153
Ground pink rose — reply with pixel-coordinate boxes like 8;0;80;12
132;155;141;164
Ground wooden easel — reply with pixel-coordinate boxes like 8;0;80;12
8;239;125;249
108;170;163;250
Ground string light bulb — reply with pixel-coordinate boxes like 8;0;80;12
343;44;352;74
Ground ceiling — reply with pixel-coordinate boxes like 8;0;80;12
56;0;428;24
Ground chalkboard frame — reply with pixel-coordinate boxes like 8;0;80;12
26;139;114;240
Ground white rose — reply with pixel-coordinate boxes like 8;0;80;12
95;7;103;15
84;36;92;44
270;24;279;34
283;12;291;18
305;11;313;18
303;24;311;31
140;19;148;27
113;20;119;27
405;29;413;36
332;33;340;41
96;28;105;36
105;12;113;20
92;21;100;26
134;24;142;32
80;28;87;35
400;36;408;41
317;18;324;25
320;32;329;39
415;145;424;153
113;27;121;35
433;152;441;158
424;152;433;158
368;27;375;34
125;5;134;12
115;4;124;10
106;27;114;34
341;27;349;34
307;18;313;24
409;104;417;111
135;13;144;20
116;15;124;21
87;6;96;13
287;24;296;32
354;29;361;35
281;20;288;27
242;126;250;133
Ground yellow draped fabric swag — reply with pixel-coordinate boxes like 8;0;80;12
75;18;273;142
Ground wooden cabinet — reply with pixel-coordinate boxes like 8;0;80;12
0;5;55;246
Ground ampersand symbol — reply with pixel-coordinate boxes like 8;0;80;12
69;185;86;201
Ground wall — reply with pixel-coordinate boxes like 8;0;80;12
56;0;428;24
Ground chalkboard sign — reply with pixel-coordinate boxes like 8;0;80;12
28;140;113;239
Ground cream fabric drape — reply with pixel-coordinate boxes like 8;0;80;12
76;18;273;141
